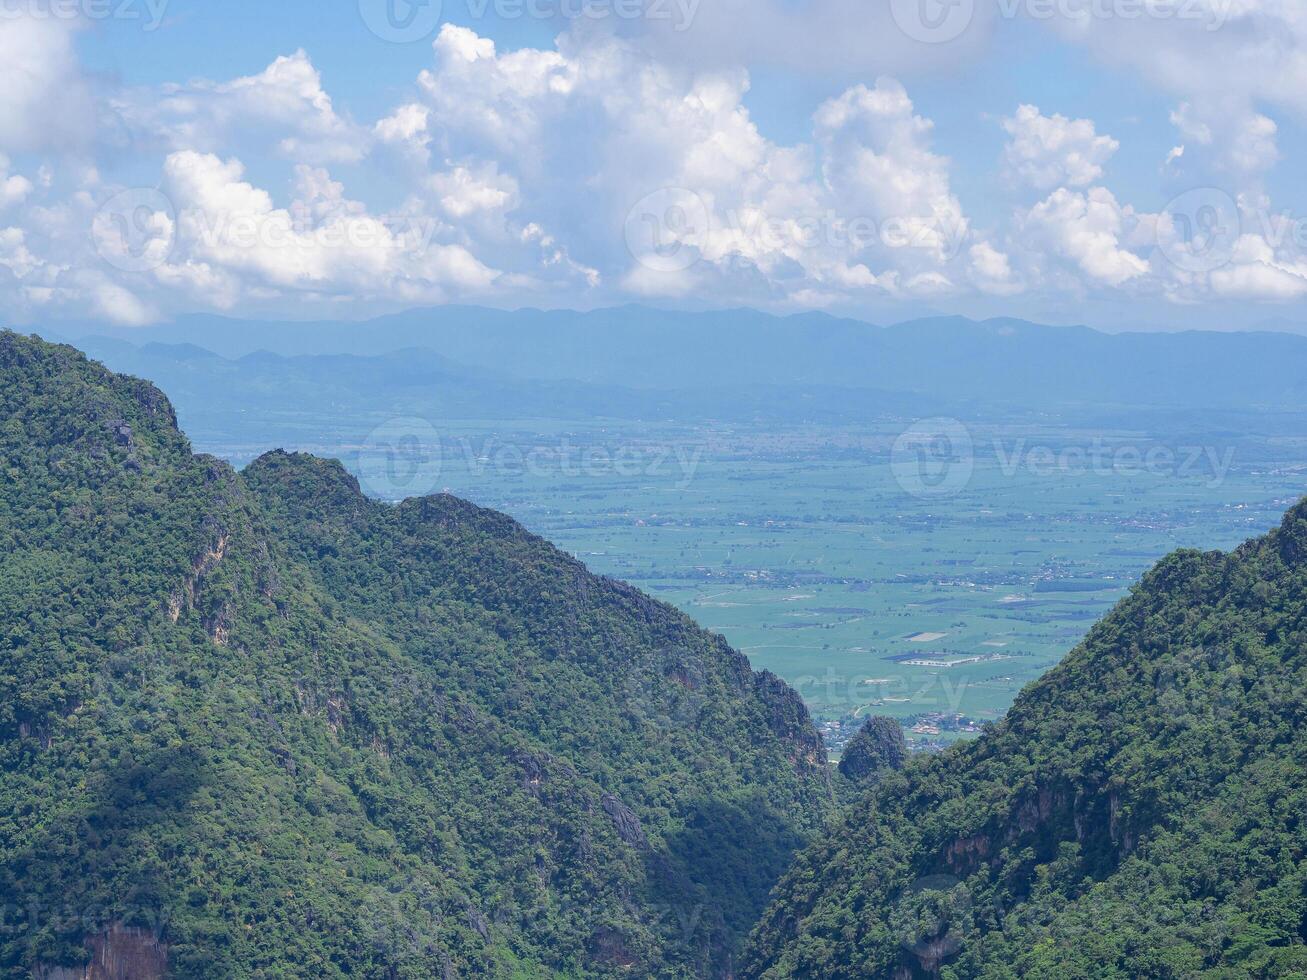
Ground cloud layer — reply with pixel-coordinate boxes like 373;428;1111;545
2;6;1307;326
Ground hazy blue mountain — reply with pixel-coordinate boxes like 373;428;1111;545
62;335;950;437
47;305;1307;411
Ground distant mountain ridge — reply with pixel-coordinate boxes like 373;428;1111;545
41;305;1307;411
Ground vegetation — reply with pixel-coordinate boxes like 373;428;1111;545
836;716;906;784
11;327;1307;980
0;332;831;979
744;495;1307;978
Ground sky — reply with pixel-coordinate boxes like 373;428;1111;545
3;0;1307;332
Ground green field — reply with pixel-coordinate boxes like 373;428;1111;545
194;411;1307;751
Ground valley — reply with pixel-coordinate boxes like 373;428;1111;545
186;407;1307;751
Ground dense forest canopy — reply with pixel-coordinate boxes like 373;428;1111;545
0;332;831;979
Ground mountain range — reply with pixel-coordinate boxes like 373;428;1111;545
42;305;1307;412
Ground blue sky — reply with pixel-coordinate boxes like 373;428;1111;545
3;0;1307;331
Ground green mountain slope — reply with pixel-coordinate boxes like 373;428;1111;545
0;332;831;979
744;500;1307;979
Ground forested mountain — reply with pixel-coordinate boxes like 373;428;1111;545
744;498;1307;978
0;332;831;979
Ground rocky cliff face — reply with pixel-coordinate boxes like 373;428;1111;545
35;926;167;980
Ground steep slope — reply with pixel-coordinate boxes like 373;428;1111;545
744;500;1307;978
0;332;830;979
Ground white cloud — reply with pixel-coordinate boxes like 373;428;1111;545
0;14;94;153
0;156;34;211
1169;100;1278;176
814;80;969;265
428;165;519;219
968;241;1022;295
1001;105;1118;190
157;150;498;299
1205;234;1307;301
1043;3;1299;187
374;104;432;164
1022;187;1148;288
1169;103;1213;146
9;10;1307;323
402;28;974;304
127;51;369;165
0;227;42;279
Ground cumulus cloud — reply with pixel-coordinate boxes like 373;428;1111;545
0;157;34;211
399;27;977;305
9;8;1307;324
1001;105;1119;190
0;14;94;153
154;150;499;302
968;241;1022;295
1022;187;1148;288
124;50;369;164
